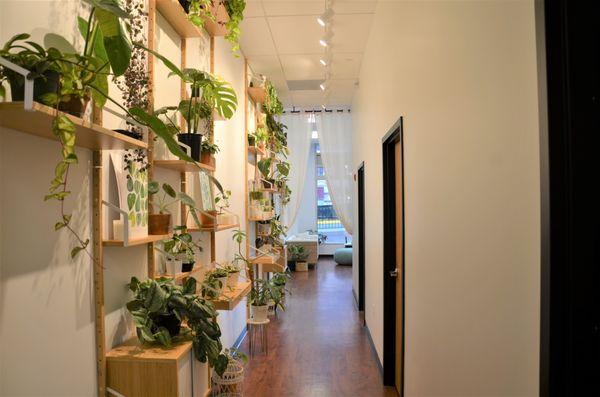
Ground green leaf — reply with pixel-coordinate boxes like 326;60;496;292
95;8;132;76
84;0;131;19
71;246;84;258
135;196;141;212
148;181;159;195
134;180;141;193
127;178;133;192
155;327;172;347
163;183;176;198
144;281;167;313
43;33;77;54
127;193;136;210
55;222;66;231
2;33;30;52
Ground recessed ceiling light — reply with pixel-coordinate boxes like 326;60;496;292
317;8;334;27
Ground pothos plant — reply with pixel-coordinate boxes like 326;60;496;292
163;226;202;262
43;0;133;259
126;276;229;375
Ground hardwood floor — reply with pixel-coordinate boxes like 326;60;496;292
240;256;398;397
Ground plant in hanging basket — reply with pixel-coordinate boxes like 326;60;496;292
126;276;229;376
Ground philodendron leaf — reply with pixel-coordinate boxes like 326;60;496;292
155;327;172;347
94;7;132;76
144;281;167;313
163;183;177;198
129;107;196;163
148;181;159;195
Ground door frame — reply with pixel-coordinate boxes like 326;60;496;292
357;162;366;313
382;117;405;392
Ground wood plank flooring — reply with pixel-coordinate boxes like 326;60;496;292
240;257;398;397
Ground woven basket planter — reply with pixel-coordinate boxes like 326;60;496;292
212;359;244;396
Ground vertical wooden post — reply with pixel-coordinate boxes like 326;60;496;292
244;61;250;259
93;150;106;397
147;0;157;280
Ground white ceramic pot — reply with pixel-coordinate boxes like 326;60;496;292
250;305;269;322
227;272;239;288
296;261;308;272
166;258;183;275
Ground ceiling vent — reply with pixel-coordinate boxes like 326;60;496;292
287;80;323;91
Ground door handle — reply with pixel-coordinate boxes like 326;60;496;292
389;268;398;278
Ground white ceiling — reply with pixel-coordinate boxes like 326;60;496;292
239;0;377;109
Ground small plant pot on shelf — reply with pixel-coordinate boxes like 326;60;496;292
166;258;183;276
153;313;182;337
257;222;271;236
177;133;202;162
261;179;274;190
295;261;309;272
149;214;171;235
250;305;269;322
182;261;195;273
200;210;218;227
227;272;240;288
8;70;59;103
200;151;216;168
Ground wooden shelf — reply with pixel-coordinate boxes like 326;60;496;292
249;252;280;265
259;187;277;193
210;280;251;310
189;223;240;233
103;234;171;247
248;216;274;222
0;102;147;150
247;87;266;104
107;335;193;363
154;159;215;173
156;0;229;38
248;146;266;156
155;266;202;281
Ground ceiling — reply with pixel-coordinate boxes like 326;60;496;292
239;0;377;109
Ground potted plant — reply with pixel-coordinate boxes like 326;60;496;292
148;181;202;234
257;157;274;189
248;278;270;322
288;244;309;272
215;189;236;225
222;262;241;287
202;268;229;299
163;227;202;274
268;271;291;312
211;347;247;395
126;276;229;376
257;220;271;236
201;139;219;168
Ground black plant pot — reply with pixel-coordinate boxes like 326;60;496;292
177;133;203;161
114;129;143;141
287;261;295;271
9;70;59;103
179;0;190;13
182;261;194;272
248;135;256;147
152;313;181;337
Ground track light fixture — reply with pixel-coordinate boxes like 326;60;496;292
320;81;329;91
320;58;328;66
319;31;333;47
317;8;334;27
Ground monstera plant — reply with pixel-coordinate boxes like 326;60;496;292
127;276;229;376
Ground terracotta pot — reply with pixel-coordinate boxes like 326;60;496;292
149;214;171;235
200;151;216;168
200;210;218;227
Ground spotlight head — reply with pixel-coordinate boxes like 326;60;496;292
317;8;334;26
320;81;329;91
320;58;327;66
319;39;328;47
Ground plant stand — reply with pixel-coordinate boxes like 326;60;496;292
211;359;244;396
247;318;269;357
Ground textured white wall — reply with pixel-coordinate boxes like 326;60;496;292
352;1;541;396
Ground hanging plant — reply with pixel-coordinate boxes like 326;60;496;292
224;0;246;55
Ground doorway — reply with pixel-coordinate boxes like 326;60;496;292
357;163;366;314
382;118;405;395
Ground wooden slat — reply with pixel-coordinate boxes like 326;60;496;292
103;234;171;247
247;87;266;104
0;102;147;150
189;223;240;233
92;151;106;397
154;159;215;173
210;281;251;310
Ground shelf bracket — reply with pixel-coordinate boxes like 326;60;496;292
0;56;34;110
101;200;131;246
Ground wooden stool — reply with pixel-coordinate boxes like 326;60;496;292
247;318;269;356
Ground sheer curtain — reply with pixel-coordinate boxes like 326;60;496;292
316;112;354;234
280;113;312;231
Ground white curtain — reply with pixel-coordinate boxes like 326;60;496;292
316;112;354;234
280;114;312;231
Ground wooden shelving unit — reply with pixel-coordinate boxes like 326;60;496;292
154;159;215;173
249;252;280;265
210;281;251;310
247;87;266;104
156;0;229;38
0;102;147;150
248;216;274;222
189;223;240;233
102;234;171;247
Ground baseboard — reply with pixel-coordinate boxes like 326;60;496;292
233;327;248;350
365;321;384;378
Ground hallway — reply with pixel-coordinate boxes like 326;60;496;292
241;257;397;397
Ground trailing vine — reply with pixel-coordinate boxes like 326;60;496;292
224;0;246;55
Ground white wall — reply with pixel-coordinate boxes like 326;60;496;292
0;1;248;395
352;1;541;396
